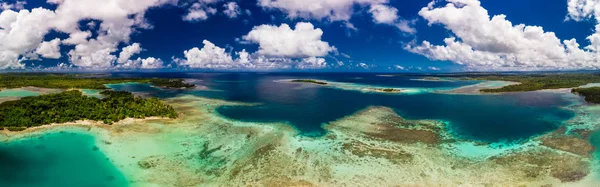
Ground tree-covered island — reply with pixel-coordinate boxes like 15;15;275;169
465;73;600;104
0;90;178;130
0;73;195;90
0;73;192;131
290;79;328;85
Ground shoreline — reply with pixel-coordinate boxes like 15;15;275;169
1;93;597;186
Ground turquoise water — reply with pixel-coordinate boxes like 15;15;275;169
105;82;161;92
0;89;39;97
81;89;104;98
110;73;575;143
0;130;128;187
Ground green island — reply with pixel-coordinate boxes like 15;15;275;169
572;87;600;104
470;74;600;92
371;88;403;93
460;73;600;104
0;90;177;130
0;73;195;90
291;79;328;85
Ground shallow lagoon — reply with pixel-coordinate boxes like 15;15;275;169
0;89;39;97
122;73;575;143
0;129;127;187
0;73;591;186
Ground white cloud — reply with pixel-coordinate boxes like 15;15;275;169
428;66;440;71
178;40;236;68
118;43;142;64
1;1;26;10
36;38;62;59
369;4;416;34
177;39;329;70
223;2;241;18
393;65;405;70
296;57;327;69
258;0;386;22
369;4;397;24
242;22;336;58
0;0;175;69
140;57;164;69
405;0;600;71
184;2;218;21
359;62;368;69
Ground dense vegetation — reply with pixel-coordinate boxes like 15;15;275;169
472;74;600;92
291;79;328;85
0;74;194;90
572;87;600;104
0;90;178;129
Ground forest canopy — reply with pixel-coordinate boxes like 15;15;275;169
0;90;178;128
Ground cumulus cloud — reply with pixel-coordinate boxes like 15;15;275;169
36;38;62;59
140;57;164;69
223;2;241;18
178;40;235;69
118;43;143;64
258;0;386;21
369;4;397;24
369;4;415;33
242;22;336;58
405;0;600;71
1;1;26;10
184;2;218;21
258;0;414;33
0;0;175;69
177;39;330;70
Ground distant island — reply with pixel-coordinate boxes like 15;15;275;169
369;88;403;93
0;73;195;90
467;73;600;104
0;90;177;131
290;79;328;85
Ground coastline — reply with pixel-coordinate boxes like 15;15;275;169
1;93;597;186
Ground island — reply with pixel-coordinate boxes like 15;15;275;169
471;74;600;92
290;79;328;85
464;73;600;104
0;90;177;131
0;73;195;90
369;88;403;93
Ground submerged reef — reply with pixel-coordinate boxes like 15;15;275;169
1;93;596;186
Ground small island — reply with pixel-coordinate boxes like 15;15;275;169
0;90;178;131
290;79;328;85
369;88;403;93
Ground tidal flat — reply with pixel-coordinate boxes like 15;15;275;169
1;73;600;186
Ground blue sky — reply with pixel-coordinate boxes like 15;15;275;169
1;0;599;72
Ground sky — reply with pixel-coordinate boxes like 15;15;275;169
0;0;600;72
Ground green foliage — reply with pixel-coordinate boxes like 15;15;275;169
0;73;193;90
0;90;178;128
6;127;26;131
291;79;328;85
473;74;600;92
572;87;600;104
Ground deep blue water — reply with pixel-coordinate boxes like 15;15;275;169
109;72;576;143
